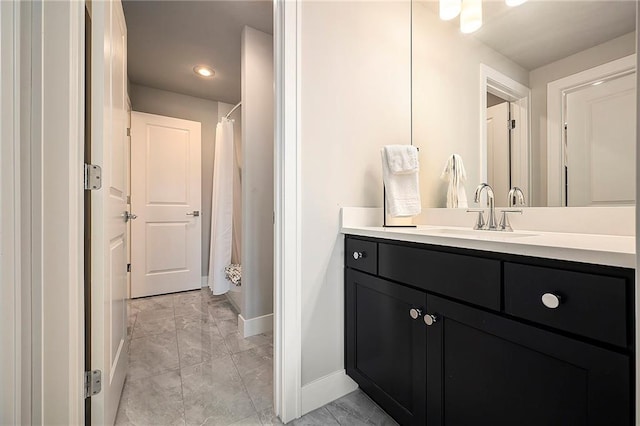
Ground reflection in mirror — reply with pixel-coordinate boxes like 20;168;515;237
412;1;636;207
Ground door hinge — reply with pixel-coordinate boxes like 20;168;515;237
127;263;131;272
508;119;516;130
126;128;131;137
84;370;102;398
84;164;102;190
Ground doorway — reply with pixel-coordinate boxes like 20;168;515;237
481;64;531;207
112;1;276;424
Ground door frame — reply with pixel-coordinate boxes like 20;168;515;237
18;0;86;424
21;0;303;424
273;0;303;422
480;63;531;206
1;1;23;423
546;54;636;206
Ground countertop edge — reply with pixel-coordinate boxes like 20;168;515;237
341;226;636;269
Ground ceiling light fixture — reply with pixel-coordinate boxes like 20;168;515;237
440;0;462;21
505;0;527;6
460;0;482;34
193;65;215;78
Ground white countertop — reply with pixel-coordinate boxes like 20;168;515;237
341;225;636;269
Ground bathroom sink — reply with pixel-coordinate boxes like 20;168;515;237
419;228;538;239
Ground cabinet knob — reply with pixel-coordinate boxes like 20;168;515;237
409;308;422;320
424;314;438;326
352;251;366;260
541;293;561;309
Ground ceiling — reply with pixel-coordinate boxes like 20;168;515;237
421;1;636;70
123;0;273;104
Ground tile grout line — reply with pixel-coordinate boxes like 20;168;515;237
172;295;188;426
223;307;265;425
324;405;343;426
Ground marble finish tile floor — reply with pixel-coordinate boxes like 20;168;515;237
117;289;396;426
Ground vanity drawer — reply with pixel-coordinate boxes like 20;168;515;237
378;243;501;310
504;262;628;347
346;238;378;275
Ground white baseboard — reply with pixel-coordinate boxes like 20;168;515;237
300;370;358;415
239;313;273;338
201;275;208;288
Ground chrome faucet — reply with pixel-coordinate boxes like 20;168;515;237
474;183;498;230
508;187;525;207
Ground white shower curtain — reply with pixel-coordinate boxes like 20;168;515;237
208;118;235;295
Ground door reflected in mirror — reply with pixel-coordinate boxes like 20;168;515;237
412;0;636;207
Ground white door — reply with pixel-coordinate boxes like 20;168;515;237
131;112;202;298
486;102;510;207
91;1;128;424
565;72;636;206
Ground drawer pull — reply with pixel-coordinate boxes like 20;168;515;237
409;308;422;320
353;251;366;260
541;293;562;309
424;314;438;326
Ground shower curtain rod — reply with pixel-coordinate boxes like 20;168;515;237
225;102;242;119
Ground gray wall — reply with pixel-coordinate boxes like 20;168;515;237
241;26;274;320
129;84;218;276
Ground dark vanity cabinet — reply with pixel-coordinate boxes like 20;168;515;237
345;236;634;426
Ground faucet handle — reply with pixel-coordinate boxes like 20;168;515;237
508;187;526;207
466;209;485;230
498;209;523;232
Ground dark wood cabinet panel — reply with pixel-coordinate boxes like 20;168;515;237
345;238;378;274
378;242;501;310
344;235;634;426
345;269;427;425
504;262;629;348
426;295;631;426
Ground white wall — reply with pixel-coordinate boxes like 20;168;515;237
300;1;411;386
412;3;529;208
129;84;220;275
529;32;636;206
241;26;274;320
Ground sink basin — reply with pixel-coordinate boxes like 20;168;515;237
418;228;538;239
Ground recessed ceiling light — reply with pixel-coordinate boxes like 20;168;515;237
194;65;215;78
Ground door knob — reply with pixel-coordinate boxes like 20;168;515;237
409;308;422;320
123;211;137;222
541;293;561;309
186;210;200;217
424;314;438;326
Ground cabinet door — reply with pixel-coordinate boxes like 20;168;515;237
346;269;427;425
426;295;630;426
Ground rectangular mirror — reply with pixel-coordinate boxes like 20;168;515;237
412;0;636;207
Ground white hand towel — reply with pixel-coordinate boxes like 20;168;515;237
384;145;419;175
381;147;421;217
440;154;468;208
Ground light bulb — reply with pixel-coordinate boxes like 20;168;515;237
440;0;461;20
506;0;527;6
193;65;215;78
460;0;482;33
